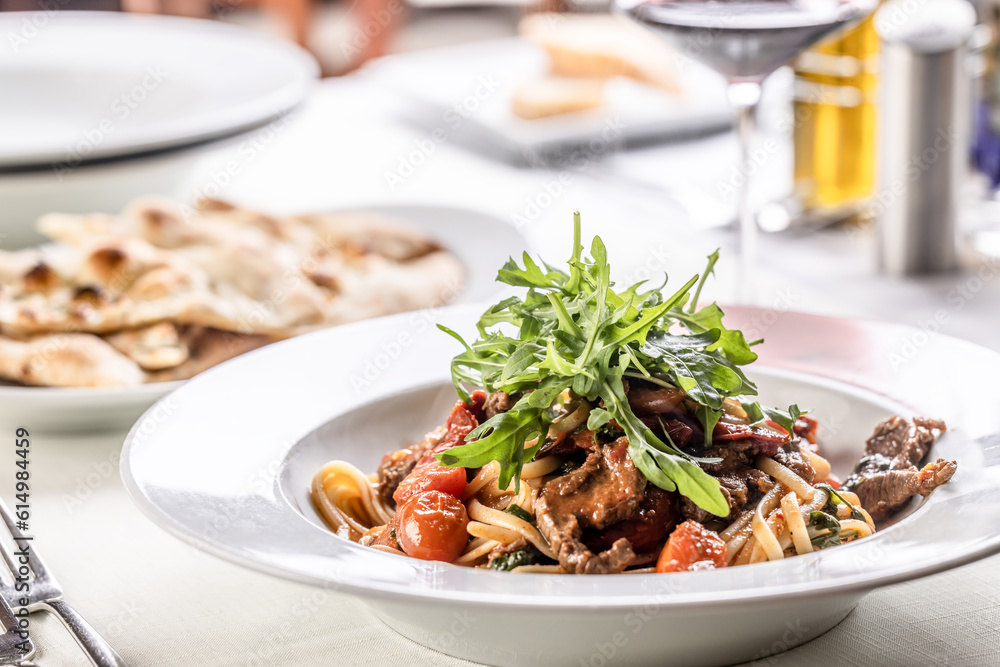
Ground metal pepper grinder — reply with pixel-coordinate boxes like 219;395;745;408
875;0;977;275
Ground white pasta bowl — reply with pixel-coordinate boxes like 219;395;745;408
121;305;1000;667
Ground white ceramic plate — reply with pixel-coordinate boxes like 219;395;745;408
0;12;317;169
0;205;527;433
121;305;1000;666
364;38;731;163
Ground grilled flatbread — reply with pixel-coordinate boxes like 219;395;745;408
0;197;466;387
0;333;144;387
144;327;274;383
105;322;189;371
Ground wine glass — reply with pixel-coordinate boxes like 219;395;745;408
616;0;877;303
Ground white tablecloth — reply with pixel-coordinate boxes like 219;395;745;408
5;73;1000;666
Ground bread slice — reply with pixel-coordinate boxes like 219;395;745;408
512;77;606;119
519;12;682;94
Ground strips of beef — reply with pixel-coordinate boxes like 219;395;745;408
627;385;685;416
584;486;677;556
379;391;485;507
680;445;775;523
848;458;957;520
543;428;597;456
864;416;946;468
375;429;443;505
713;420;789;457
535;437;646;574
844;416;956;520
484;390;515;419
794;415;819;446
772;441;816;482
637;416;695;448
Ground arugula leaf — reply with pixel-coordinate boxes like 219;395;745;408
489;548;542;571
434;212;788;517
600;371;729;517
809;511;843;549
587;408;614;431
764;404;803;438
737;399;804;441
817;483;867;522
687;249;719;314
675;302;758;366
642;330;755;410
440;378;567;491
505;504;534;523
497;253;566;290
694;405;722;448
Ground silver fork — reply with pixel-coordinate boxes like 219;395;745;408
0;500;128;667
0;582;33;665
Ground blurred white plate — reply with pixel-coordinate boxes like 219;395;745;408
364;38;731;162
0;11;318;169
0;205;527;434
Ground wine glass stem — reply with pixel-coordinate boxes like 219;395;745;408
727;81;763;305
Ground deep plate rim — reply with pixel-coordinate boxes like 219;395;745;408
120;305;1000;609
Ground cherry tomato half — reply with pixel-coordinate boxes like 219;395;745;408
656;520;728;573
371;514;401;549
416;395;483;466
393;460;467;506
394;396;481;506
396;490;470;562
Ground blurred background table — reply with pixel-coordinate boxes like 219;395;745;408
4;70;1000;665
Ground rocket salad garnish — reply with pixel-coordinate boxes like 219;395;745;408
436;213;798;517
